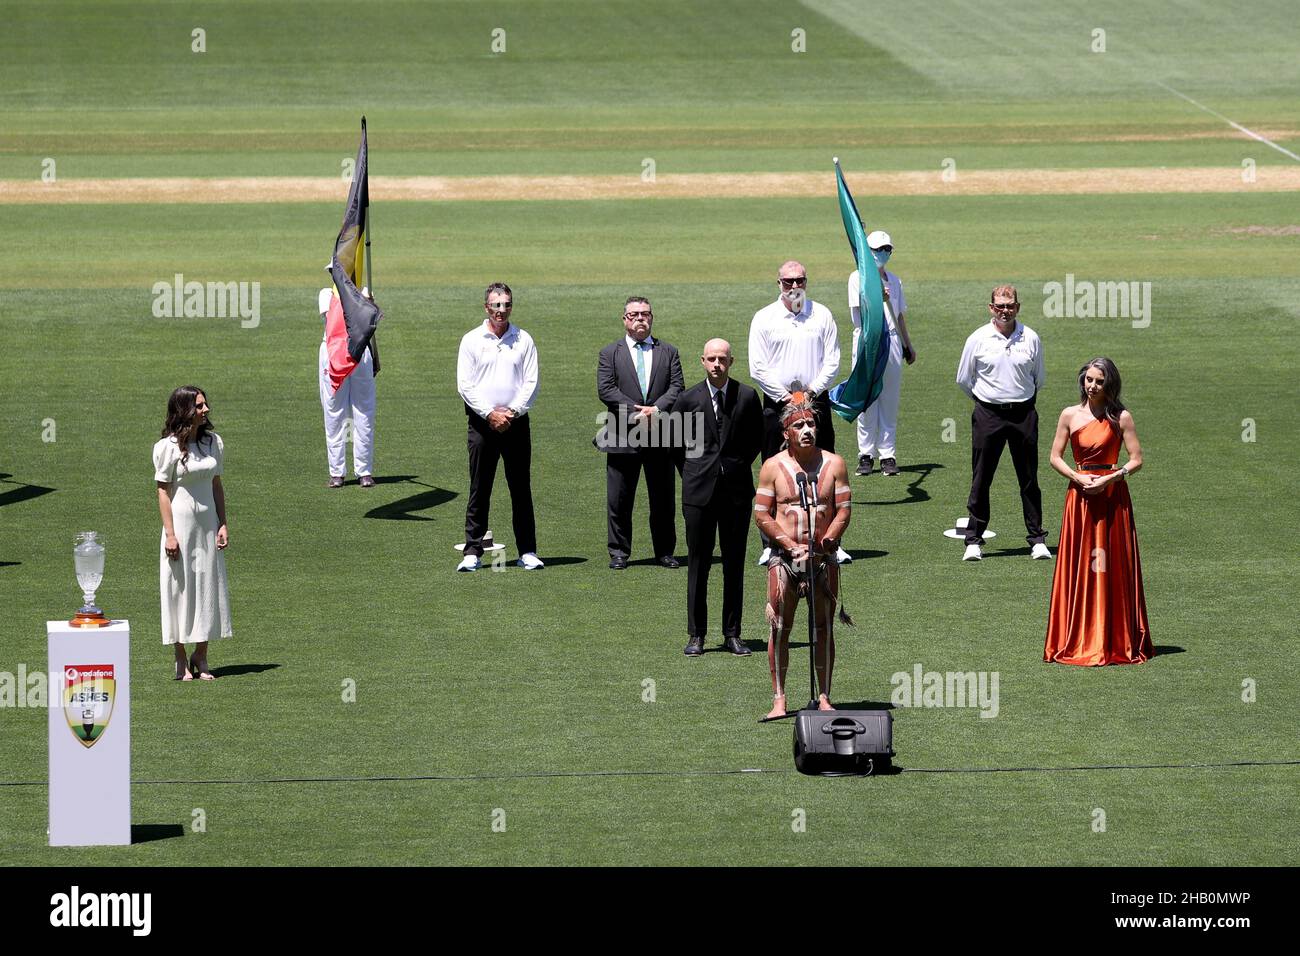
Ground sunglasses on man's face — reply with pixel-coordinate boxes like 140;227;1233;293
487;302;512;312
779;276;808;288
991;302;1018;313
625;310;652;319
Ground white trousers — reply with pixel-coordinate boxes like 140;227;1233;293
851;326;903;458
319;340;375;477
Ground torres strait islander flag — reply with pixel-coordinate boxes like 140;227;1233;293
827;158;889;420
325;117;382;393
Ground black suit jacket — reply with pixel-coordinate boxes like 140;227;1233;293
594;337;684;454
671;378;763;507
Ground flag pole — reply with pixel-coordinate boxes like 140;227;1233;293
365;210;372;293
362;117;373;295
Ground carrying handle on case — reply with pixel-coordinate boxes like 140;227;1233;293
820;718;865;737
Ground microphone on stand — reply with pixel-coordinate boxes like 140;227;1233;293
807;475;822;556
795;472;809;512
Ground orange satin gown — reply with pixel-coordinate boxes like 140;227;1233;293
1044;417;1152;666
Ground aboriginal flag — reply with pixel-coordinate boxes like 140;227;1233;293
325;117;382;393
827;159;889;420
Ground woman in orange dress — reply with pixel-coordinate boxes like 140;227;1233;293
1044;358;1152;665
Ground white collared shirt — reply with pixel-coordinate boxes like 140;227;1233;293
847;269;906;334
955;320;1044;403
625;334;655;386
457;320;540;418
747;298;840;402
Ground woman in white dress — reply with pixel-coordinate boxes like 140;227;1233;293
153;386;232;680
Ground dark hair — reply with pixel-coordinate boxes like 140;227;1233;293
624;295;651;310
161;385;215;468
1077;357;1126;427
484;282;512;305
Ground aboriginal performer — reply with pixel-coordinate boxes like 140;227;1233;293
753;388;854;720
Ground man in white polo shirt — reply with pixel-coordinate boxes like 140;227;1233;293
749;259;850;565
455;281;543;572
848;229;916;478
955;284;1050;562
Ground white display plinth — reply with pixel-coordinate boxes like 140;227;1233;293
47;620;131;846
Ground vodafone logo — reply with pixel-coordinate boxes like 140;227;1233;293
64;665;113;681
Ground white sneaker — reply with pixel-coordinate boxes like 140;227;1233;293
757;547;772;566
835;546;852;565
456;555;480;572
1030;543;1052;560
962;544;982;562
517;552;545;570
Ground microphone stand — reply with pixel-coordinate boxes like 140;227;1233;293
795;472;821;711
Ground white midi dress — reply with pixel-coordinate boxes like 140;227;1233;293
153;434;233;645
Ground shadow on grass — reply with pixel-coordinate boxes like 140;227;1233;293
363;477;458;521
209;663;280;678
132;823;185;844
0;561;19;569
844;548;889;561
832;699;896;711
860;462;943;506
539;556;588;567
981;546;1032;558
0;473;56;509
1153;645;1186;656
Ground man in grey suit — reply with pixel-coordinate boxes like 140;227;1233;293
595;296;685;570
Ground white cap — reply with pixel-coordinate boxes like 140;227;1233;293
866;230;892;250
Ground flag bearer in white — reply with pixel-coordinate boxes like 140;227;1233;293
848;230;916;478
318;283;376;488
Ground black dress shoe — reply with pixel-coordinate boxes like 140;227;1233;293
684;636;704;656
722;636;751;656
609;557;628;570
657;555;681;568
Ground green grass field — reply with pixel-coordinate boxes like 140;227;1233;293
1;0;1297;865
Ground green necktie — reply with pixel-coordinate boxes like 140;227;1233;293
635;342;649;399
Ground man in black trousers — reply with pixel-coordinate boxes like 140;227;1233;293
954;284;1050;562
672;338;764;656
595;296;684;570
456;282;542;571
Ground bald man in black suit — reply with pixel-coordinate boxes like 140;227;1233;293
672;338;764;656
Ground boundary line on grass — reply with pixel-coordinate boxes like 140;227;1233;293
1154;80;1300;163
1;759;1297;787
